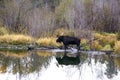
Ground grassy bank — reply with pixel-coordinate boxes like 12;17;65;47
0;32;120;54
0;34;34;45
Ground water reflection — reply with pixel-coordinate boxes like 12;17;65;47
0;50;120;80
0;50;52;80
56;52;80;65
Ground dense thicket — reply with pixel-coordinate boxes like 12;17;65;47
0;0;120;37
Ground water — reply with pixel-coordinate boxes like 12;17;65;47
0;49;120;80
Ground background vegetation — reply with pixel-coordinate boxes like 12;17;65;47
0;0;120;54
0;0;120;36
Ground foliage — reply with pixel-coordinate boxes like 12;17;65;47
0;0;120;52
0;0;120;36
54;28;75;37
81;39;91;50
102;45;112;51
0;19;9;35
0;27;9;35
116;31;120;40
91;40;102;50
55;0;73;21
0;34;34;45
94;32;117;48
36;37;62;47
114;41;120;54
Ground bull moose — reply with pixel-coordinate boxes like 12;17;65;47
56;36;81;51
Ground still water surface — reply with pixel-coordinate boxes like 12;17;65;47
0;49;120;80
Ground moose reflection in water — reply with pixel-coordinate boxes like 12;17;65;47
56;52;80;65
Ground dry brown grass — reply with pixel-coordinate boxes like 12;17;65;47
94;33;117;47
114;41;120;54
36;37;62;47
91;40;102;50
0;34;34;45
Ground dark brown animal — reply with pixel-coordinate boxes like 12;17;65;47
56;36;81;51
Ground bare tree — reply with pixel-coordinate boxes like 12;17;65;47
28;6;55;37
0;0;32;33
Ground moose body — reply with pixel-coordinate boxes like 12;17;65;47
56;36;80;51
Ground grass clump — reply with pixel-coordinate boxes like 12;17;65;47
0;34;34;45
81;39;91;50
102;44;112;51
114;41;120;54
36;37;62;47
91;40;102;50
94;32;116;47
116;31;120;40
94;32;117;50
0;27;9;35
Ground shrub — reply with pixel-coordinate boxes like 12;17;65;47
102;44;112;51
36;37;62;47
114;41;120;54
94;32;117;48
116;31;120;40
81;38;90;50
91;40;102;50
0;27;9;35
0;34;34;45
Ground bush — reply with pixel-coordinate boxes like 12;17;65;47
91;40;102;50
102;44;112;51
94;32;117;48
116;31;120;40
81;39;91;50
114;41;120;54
36;37;62;47
0;34;34;45
0;27;9;35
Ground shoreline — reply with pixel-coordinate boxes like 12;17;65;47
0;44;114;53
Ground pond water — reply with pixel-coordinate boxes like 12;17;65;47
0;49;120;80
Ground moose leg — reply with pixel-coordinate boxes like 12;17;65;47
64;45;67;52
77;44;80;52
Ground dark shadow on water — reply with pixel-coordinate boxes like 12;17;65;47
56;52;81;65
